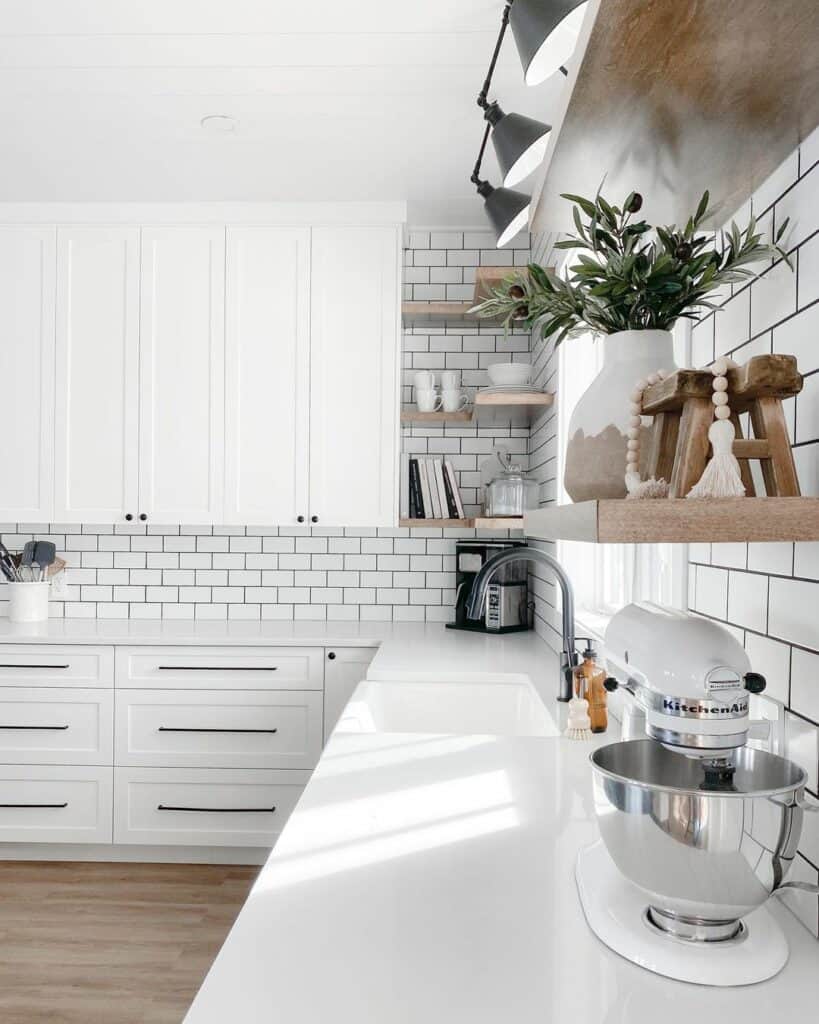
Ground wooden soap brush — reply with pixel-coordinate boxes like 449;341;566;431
564;673;593;741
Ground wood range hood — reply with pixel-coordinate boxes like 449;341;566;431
530;0;819;234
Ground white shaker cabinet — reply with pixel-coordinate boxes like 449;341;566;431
55;226;140;523
225;227;310;525
323;646;376;742
309;226;400;527
0;226;55;522
139;227;226;524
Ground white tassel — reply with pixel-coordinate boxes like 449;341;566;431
686;419;746;499
627;476;670;499
564;695;593;740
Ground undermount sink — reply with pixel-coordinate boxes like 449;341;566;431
336;678;558;737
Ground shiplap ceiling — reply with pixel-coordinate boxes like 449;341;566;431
0;0;563;222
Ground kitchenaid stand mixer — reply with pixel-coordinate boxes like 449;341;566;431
577;602;819;986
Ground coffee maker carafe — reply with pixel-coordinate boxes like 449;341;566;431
447;540;530;633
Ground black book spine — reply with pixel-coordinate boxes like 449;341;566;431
409;458;424;518
441;464;458;518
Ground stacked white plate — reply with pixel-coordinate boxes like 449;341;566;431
479;385;546;395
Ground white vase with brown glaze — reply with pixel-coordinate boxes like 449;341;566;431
564;329;675;502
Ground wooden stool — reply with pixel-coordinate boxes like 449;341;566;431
641;354;803;498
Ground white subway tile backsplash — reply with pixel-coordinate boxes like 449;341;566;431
794;542;819;580
711;543;747;569
769;577;819;650
747;542;793;576
694;566;729;619
775;164;819;252
798;234;819;309
744;632;791;705
714;286;750;356
773;300;819;374
687;144;819;926
791;647;819;725
786;712;819;792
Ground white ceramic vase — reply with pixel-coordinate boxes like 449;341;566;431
564;329;676;502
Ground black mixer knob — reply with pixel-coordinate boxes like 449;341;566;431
603;677;620;693
743;672;766;694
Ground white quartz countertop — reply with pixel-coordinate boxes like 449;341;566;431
184;728;819;1024
169;622;819;1024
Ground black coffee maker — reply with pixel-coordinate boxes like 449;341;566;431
447;539;530;634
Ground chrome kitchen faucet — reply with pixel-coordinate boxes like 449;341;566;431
466;546;578;701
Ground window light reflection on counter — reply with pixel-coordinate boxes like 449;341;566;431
255;769;519;893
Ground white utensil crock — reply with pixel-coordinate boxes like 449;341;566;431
8;581;50;623
564;329;675;502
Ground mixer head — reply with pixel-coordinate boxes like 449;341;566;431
603;603;766;758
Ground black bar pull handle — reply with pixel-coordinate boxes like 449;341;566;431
157;727;277;734
157;805;276;814
0;802;68;809
0;725;69;731
0;664;70;670
157;665;278;671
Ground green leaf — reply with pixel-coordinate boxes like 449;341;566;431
561;193;598;218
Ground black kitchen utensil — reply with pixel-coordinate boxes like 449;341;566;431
0;539;18;582
19;540;37;582
33;541;57;581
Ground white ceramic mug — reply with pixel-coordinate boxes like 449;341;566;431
413;371;436;391
441;389;469;413
440;370;461;390
416;388;443;413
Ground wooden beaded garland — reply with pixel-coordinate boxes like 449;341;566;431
624;368;669;497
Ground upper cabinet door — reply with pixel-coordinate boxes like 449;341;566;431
309;226;400;528
225;227;310;526
0;227;55;524
55;227;139;524
139;227;225;524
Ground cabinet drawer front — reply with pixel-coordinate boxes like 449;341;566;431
116;646;323;690
0;646;113;688
115;689;322;769
0;765;112;843
0;688;113;765
114;767;308;847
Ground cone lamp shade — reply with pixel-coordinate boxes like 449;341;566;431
510;0;589;85
479;182;531;248
486;104;552;187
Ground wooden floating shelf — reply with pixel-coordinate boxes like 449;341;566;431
401;301;486;327
400;409;472;424
399;517;524;530
401;393;553;426
523;498;819;544
402;267;525;327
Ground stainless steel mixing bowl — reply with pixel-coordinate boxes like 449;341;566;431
591;740;814;936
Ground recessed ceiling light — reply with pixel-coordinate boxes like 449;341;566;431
200;114;238;135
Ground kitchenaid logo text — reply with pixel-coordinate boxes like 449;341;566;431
662;698;748;716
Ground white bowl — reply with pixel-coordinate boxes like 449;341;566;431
487;362;532;387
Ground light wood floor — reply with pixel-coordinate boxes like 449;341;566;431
0;861;258;1024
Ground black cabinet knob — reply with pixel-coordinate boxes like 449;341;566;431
297;515;305;523
311;515;319;523
139;513;147;522
327;651;336;660
125;513;133;522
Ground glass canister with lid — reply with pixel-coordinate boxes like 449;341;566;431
484;451;539;517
